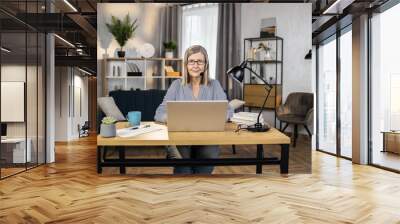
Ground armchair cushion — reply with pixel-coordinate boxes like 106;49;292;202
277;92;313;124
278;114;308;124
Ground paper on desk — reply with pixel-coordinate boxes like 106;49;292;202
231;112;264;125
117;124;164;138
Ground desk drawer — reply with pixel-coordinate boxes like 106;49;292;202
244;96;277;109
0;140;31;163
243;84;281;109
244;84;280;97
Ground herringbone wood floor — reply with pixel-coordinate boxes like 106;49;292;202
1;135;400;223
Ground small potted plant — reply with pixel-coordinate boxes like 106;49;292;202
163;41;177;59
106;14;139;58
100;116;117;138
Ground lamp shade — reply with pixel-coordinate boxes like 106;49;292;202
226;65;245;84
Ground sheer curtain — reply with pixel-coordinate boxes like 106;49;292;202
181;3;218;79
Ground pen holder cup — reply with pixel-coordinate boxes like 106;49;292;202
126;111;141;127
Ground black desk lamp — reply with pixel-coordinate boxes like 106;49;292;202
227;59;272;132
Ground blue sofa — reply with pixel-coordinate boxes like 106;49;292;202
110;89;166;121
98;89;167;131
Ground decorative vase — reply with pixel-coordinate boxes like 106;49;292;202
117;51;125;58
165;51;173;59
265;49;273;60
100;123;116;138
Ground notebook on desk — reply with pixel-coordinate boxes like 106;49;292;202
117;124;163;138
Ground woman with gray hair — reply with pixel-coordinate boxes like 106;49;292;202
155;45;233;174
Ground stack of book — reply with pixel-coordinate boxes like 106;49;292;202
231;112;264;126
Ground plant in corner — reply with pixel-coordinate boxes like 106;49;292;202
100;116;117;138
106;14;139;58
163;41;177;59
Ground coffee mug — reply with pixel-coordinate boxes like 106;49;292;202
126;111;141;127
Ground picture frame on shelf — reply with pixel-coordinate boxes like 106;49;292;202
260;17;276;38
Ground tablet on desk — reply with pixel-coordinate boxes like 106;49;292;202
167;101;228;132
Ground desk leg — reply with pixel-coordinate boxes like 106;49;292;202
256;144;264;174
280;144;289;174
97;146;102;174
118;146;126;174
382;133;386;152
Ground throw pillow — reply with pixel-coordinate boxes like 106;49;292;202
97;97;125;121
229;99;245;110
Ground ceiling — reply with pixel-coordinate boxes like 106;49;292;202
0;0;97;73
0;0;393;75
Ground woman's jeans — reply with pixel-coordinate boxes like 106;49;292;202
171;145;220;174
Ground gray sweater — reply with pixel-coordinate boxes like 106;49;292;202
154;79;233;123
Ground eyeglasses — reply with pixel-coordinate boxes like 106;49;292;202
187;60;205;66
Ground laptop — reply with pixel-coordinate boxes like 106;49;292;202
167;101;228;132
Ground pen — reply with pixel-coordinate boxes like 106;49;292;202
131;124;151;130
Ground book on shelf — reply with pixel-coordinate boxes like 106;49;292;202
165;65;180;77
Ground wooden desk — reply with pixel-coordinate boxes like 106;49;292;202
382;131;400;154
1;138;32;163
97;122;291;174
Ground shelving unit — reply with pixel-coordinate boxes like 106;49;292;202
243;36;283;127
102;57;184;95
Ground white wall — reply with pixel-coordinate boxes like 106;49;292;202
1;64;46;163
97;3;165;96
72;74;89;138
1;65;28;139
241;3;312;99
55;67;68;141
55;67;89;141
241;3;312;132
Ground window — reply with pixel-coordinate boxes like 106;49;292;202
0;1;47;179
370;2;400;171
316;25;353;159
317;36;337;155
340;28;352;158
181;3;218;79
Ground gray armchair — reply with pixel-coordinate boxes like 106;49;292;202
277;92;313;147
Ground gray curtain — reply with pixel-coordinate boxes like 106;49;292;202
161;5;182;57
216;3;242;99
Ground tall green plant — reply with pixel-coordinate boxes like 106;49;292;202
106;14;138;51
163;41;177;51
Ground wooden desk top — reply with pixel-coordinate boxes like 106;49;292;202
97;122;290;146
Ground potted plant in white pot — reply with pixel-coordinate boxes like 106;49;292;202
163;41;177;59
106;14;139;58
100;116;117;138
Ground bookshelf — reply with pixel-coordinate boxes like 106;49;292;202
102;57;184;96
